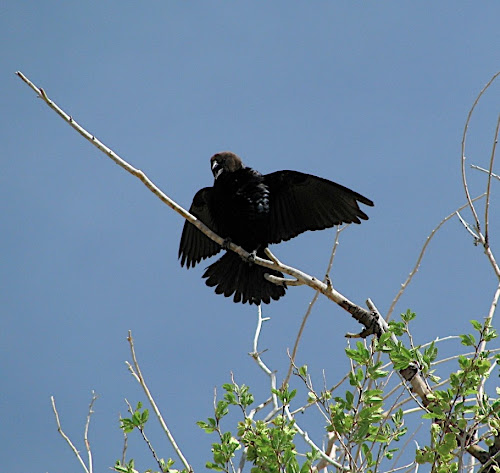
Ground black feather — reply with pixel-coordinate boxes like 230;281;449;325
178;152;373;304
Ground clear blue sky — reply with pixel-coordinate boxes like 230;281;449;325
2;3;499;472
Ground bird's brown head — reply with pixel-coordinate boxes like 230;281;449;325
210;152;244;180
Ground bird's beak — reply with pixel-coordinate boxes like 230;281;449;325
212;160;224;179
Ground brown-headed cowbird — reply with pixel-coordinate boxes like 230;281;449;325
179;152;373;304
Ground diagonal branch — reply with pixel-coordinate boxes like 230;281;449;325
16;70;378;333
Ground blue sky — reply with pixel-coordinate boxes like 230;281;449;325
2;3;500;472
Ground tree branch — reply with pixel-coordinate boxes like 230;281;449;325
460;70;500;280
386;194;486;321
126;331;193;473
51;395;92;473
16;70;379;334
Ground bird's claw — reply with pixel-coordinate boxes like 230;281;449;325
222;238;232;250
246;250;257;264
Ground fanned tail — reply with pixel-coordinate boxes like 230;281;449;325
203;250;286;304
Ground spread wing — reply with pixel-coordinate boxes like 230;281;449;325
264;170;374;244
178;187;221;268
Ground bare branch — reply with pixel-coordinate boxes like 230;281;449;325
456;210;481;241
386;194;486;321
16;71;378;334
264;273;303;286
484;114;500;248
51;395;91;473
460;70;500;235
471;164;500;181
84;391;98;473
283;226;345;387
249;305;279;413
460;70;500;281
126;331;193;473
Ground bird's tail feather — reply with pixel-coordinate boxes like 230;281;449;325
203;251;286;304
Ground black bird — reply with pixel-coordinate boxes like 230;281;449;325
179;152;373;305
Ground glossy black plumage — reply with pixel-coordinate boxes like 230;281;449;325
179;152;373;304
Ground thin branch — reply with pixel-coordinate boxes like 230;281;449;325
16;71;377;333
119;414;129;466
460;70;500;281
432;347;500;368
126;331;193;473
477;281;500;404
84;391;98;473
386;194;486;321
455;211;481;241
124;398;164;471
389;423;422;472
15;72;226;251
283;406;348;471
51;395;91;473
471;164;500;181
484;113;500;248
461;70;500;235
250;305;279;413
283;226;345;387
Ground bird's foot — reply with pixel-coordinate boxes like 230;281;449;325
246;250;257;265
222;237;232;250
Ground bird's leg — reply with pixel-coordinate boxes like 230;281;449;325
221;237;232;250
246;249;257;265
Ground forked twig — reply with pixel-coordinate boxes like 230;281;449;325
51;395;92;473
84;391;98;472
249;305;279;413
126;331;193;473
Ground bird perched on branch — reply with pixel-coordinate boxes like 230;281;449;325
179;151;373;305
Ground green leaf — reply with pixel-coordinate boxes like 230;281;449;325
197;420;216;433
470;319;483;331
345;390;354;407
205;461;224;471
424;341;438;363
484;327;498;341
215;400;229;420
362;389;384;404
387;321;405;337
460;334;476;346
401;309;416;322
